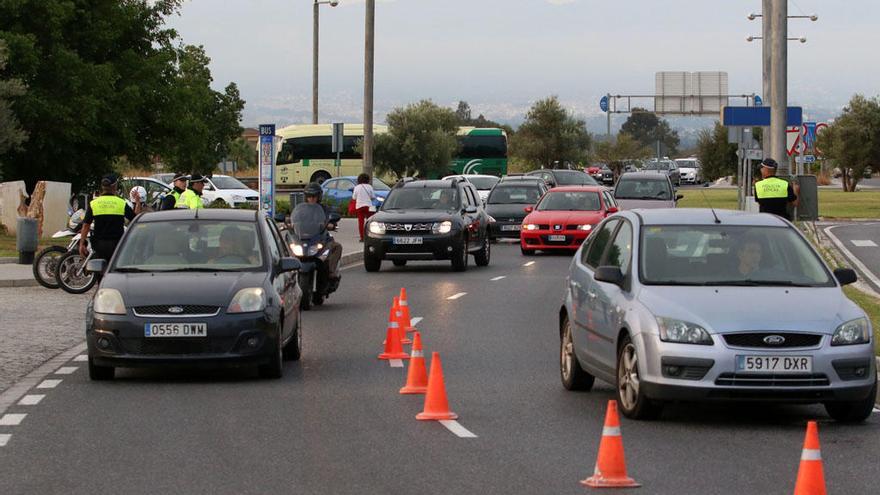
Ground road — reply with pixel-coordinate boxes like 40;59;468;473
0;245;877;494
824;222;880;293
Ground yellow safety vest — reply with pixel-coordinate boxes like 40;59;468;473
171;190;181;204
89;195;127;216
754;177;790;199
178;189;204;209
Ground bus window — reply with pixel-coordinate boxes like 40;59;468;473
277;135;363;165
458;135;507;159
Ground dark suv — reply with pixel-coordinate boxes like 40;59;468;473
364;178;491;272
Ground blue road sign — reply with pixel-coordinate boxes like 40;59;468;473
803;122;817;148
721;106;803;127
258;124;276;218
599;95;609;113
754;95;763;106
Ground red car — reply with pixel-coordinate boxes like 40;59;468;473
520;186;619;254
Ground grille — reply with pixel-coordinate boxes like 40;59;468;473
121;337;236;355
245;196;258;201
722;333;822;348
714;373;830;387
385;223;434;232
133;305;220;316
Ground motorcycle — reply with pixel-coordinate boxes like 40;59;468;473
54;234;98;294
32;209;85;289
282;212;342;310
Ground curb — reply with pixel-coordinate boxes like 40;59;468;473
0;258;18;265
0;279;38;288
340;250;363;267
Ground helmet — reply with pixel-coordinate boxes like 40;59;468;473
68;209;85;230
304;182;323;201
129;186;147;204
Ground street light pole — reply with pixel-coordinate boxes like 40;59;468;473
761;0;772;161
769;0;788;175
363;0;375;176
312;0;339;125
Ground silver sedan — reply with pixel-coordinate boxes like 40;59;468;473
559;208;877;422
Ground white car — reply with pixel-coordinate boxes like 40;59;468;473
442;174;500;202
201;175;260;208
675;158;703;185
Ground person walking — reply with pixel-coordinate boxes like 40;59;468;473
352;173;376;242
178;173;207;209
159;173;188;210
754;158;799;221
79;174;141;262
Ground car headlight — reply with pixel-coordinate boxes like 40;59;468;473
376;196;385;202
93;288;126;315
831;317;870;346
369;222;386;235
656;317;713;345
523;224;539;231
291;243;305;257
577;224;593;231
433;220;453;234
228;288;266;313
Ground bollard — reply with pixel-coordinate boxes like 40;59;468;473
16;217;38;265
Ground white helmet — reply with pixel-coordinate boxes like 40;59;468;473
129;186;147;204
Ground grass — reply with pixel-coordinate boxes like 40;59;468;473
0;234;67;258
678;188;880;219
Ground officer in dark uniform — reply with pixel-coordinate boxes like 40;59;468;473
754;158;799;221
79;174;141;261
159;173;189;211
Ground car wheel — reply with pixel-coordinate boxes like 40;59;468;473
259;333;284;379
88;357;114;381
520;245;535;256
616;334;662;420
451;241;468;272
474;236;490;266
392;259;407;267
824;378;877;423
283;313;302;361
364;254;381;272
560;314;594;391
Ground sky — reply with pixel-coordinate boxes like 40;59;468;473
165;0;880;131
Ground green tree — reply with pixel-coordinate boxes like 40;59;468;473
696;121;737;182
226;136;257;172
509;96;591;170
620;108;680;156
593;133;651;179
0;41;26;171
369;100;460;179
454;101;472;124
453;100;514;135
817;94;880;192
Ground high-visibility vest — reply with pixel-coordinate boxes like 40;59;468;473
171;190;181;206
178;189;204;209
89;195;127;216
754;177;790;199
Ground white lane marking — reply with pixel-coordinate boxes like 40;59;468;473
389;359;404;368
825;226;880;289
54;367;78;375
73;355;88;362
439;420;478;438
0;342;86;417
490;276;506;281
523;261;535;267
0;434;10;447
18;395;44;406
447;292;467;300
410;317;423;327
36;379;62;389
0;413;26;426
851;240;878;247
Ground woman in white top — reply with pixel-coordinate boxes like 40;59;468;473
352;173;376;241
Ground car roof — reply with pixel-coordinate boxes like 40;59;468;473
399;179;457;188
631;208;789;227
136;209;260;223
618;172;671;181
443;174;498;179
545;186;606;193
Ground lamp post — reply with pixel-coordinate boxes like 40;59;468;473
363;0;375;176
313;0;339;125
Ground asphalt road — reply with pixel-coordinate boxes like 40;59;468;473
0;245;877;495
824;222;880;293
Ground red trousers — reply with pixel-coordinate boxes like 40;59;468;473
357;206;373;240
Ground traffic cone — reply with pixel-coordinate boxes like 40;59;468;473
400;332;428;394
398;287;415;334
416;352;458;420
394;298;412;345
580;400;640;488
378;318;409;360
793;421;826;495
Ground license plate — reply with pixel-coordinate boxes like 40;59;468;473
548;234;567;242
145;323;207;338
393;236;423;245
501;225;521;231
735;355;812;373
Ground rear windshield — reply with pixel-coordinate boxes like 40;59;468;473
615;178;671;200
536;191;601;211
466;176;500;190
382;187;459;211
553;171;599;186
487;186;543;204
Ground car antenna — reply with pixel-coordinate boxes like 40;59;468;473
698;188;721;224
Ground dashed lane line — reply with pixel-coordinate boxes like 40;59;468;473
439;420;477;438
54;367;78;375
73;355;88;362
0;434;10;447
447;292;467;300
0;413;26;426
851;240;878;247
490;276;506;281
18;395;44;406
410;317;423;327
0;342;86;417
36;379;62;389
523;261;535;267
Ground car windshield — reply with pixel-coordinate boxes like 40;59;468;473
487;186;542;205
372;178;391;191
639;225;834;287
535;191;601;211
113;220;263;272
553;171;598;186
615;179;671;200
645;160;674;171
466;176;500;190
210;176;249;190
382;187;459;210
675;160;698;169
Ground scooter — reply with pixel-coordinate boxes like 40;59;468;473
32;209;85;289
283;212;342;310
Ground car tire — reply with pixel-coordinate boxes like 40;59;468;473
560;314;594;391
259;334;284;379
364;254;381;272
451;241;468;272
824;378;877;423
283;314;302;361
88;357;114;381
392;259;407;267
520;245;535;256
616;334;662;420
474;236;490;267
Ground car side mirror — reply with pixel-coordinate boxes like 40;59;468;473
464;205;478;214
524;206;534;213
675;194;684;201
86;259;107;274
327;212;342;224
279;257;302;273
834;268;857;286
594;266;624;286
607;207;619;214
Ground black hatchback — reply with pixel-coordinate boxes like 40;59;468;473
85;209;303;380
485;180;548;240
363;178;491;271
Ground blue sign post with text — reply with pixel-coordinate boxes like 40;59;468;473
259;124;276;219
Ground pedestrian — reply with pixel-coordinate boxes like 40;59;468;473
352;173;376;241
79;174;141;262
160;173;189;210
754;158;799;221
178;173;207;209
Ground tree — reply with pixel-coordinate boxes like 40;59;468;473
0;41;26;170
696;122;738;182
226;137;257;172
620;108;680;156
817;94;880;192
593;133;651;179
453;100;514;135
509;96;591;170
454;101;472;124
368;100;460;179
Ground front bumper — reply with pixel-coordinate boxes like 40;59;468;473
489;221;524;239
365;231;463;260
521;228;590;251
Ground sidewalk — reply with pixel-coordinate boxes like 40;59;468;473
0;218;364;287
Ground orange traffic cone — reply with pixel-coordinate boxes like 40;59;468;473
793;421;826;495
394;297;412;345
416;352;458;420
581;400;640;488
378;317;409;361
398;288;415;334
400;332;428;394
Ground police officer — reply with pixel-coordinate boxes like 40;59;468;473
178;173;207;209
79;174;141;261
754;158;799;220
159;173;188;211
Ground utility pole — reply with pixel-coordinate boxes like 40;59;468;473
769;0;788;175
312;1;319;124
363;0;375;176
761;0;772;161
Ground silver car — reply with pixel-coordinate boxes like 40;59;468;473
559;208;877;422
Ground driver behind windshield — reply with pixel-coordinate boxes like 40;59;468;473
213;226;253;265
290;182;342;282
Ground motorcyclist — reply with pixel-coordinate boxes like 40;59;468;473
290;182;342;283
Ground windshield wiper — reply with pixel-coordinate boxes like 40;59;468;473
158;267;242;273
644;280;711;286
710;279;814;287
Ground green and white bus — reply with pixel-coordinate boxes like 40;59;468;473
274;124;508;186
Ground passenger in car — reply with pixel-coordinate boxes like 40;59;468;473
736;238;763;276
